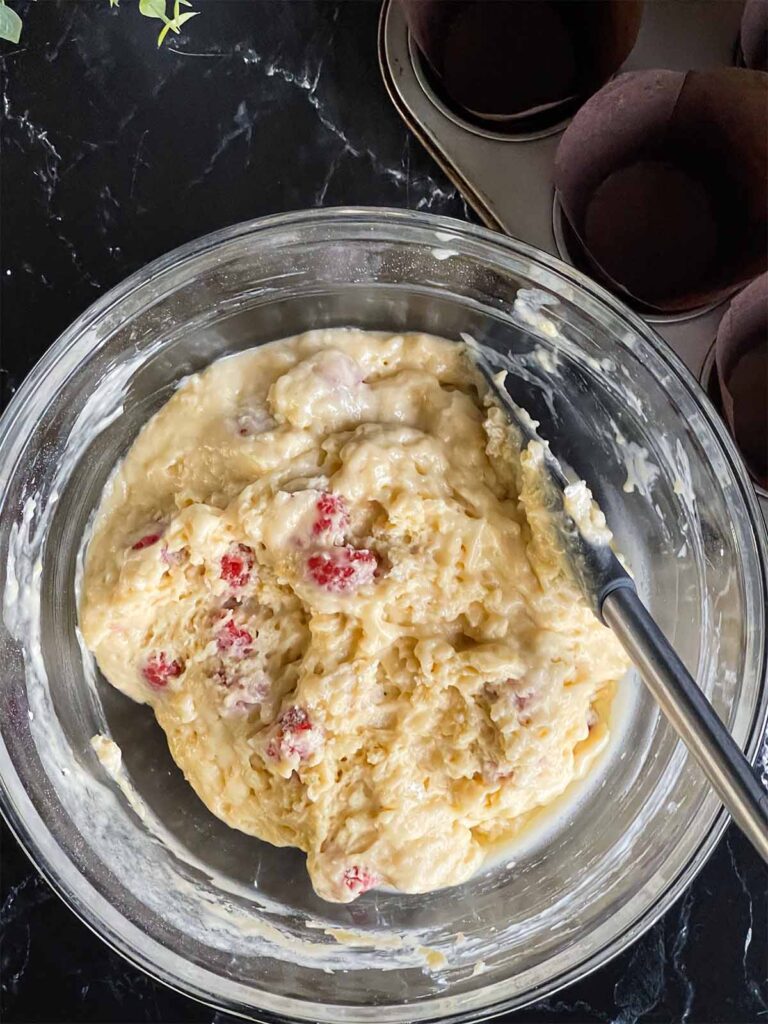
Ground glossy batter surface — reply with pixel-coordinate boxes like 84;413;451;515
80;330;629;902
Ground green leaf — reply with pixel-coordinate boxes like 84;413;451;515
139;0;169;21
156;6;198;44
109;0;119;9
0;2;22;44
156;20;172;45
173;10;198;28
158;9;198;43
171;0;195;21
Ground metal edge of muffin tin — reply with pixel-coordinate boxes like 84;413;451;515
378;0;761;506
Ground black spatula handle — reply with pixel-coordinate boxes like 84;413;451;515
602;586;768;863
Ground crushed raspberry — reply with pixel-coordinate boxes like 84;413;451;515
132;532;162;551
343;866;379;895
142;652;183;689
280;705;312;732
267;705;319;760
220;544;255;588
312;492;350;539
307;546;377;593
216;619;254;655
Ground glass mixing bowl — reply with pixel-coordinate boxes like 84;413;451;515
0;209;765;1023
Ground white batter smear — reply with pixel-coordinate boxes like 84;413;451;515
79;329;628;903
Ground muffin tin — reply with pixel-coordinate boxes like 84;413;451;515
378;0;746;376
378;0;766;518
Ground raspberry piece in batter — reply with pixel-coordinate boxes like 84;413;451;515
307;547;377;593
343;866;379;895
312;493;349;541
220;544;255;588
216;619;254;655
142;652;183;689
132;531;162;551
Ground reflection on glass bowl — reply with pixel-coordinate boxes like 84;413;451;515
0;209;765;1023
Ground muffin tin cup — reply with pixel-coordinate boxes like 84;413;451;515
699;338;768;513
379;0;765;503
398;0;644;138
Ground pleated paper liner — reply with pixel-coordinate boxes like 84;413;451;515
713;273;768;491
740;0;768;71
554;68;768;314
398;0;643;135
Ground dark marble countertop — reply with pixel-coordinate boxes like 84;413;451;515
1;2;766;1022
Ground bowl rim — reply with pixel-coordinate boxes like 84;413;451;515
1;206;766;1024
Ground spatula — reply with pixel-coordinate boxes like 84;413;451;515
470;344;768;863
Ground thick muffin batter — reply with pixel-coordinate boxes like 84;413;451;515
80;330;629;902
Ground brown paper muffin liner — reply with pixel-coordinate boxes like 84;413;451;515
715;273;767;489
555;68;768;313
399;0;643;129
740;0;768;71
